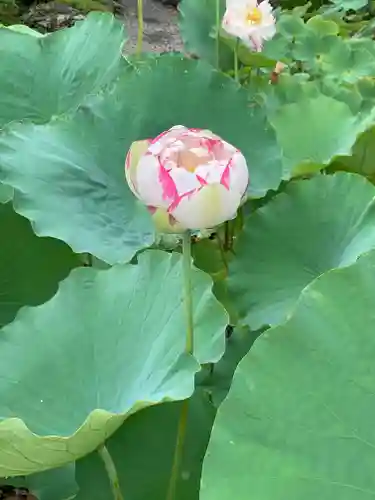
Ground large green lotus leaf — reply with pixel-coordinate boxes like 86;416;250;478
179;0;233;68
0;250;227;476
0;12;125;126
76;328;257;500
201;250;375;500
2;24;45;37
0;56;283;264
0;202;80;328
0;116;154;265
228;172;375;330
89;55;282;198
270;93;367;176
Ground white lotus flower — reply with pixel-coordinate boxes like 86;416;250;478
222;0;276;52
125;125;249;232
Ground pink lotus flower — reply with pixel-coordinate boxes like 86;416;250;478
222;0;276;52
125;125;249;232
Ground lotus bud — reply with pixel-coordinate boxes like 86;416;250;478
125;125;249;232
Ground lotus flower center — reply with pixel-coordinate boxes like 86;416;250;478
176;149;211;173
246;7;262;24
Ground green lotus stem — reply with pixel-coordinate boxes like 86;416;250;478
137;0;144;55
166;232;194;500
238;205;244;232
215;0;221;68
98;444;124;500
166;399;189;500
224;220;231;251
216;230;228;272
182;231;194;354
234;38;240;83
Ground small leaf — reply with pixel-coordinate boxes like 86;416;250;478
306;15;339;35
269;94;362;176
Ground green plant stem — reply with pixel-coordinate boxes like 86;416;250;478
234;38;240;83
166;232;194;500
237;205;244;233
166;399;190;500
216;231;228;272
182;231;194;354
136;0;143;55
215;0;220;68
224;221;229;251
98;444;124;500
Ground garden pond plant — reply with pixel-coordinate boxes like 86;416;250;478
1;0;375;498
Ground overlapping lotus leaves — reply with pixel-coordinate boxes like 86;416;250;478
1;463;78;500
264;12;375;82
0;250;227;476
330;125;375;183
76;391;215;500
0;12;125;126
229;172;375;329
270;93;366;176
0;201;80;328
0;183;13;203
0;55;283;264
202;249;375;500
76;329;256;500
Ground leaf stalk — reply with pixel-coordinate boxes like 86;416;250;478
137;0;144;55
98;443;124;500
166;231;194;500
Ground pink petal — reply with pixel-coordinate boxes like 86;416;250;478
220;162;231;190
136;153;168;208
196;175;208;186
168;189;196;212
226;151;249;195
189;127;204;133
158;160;179;203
